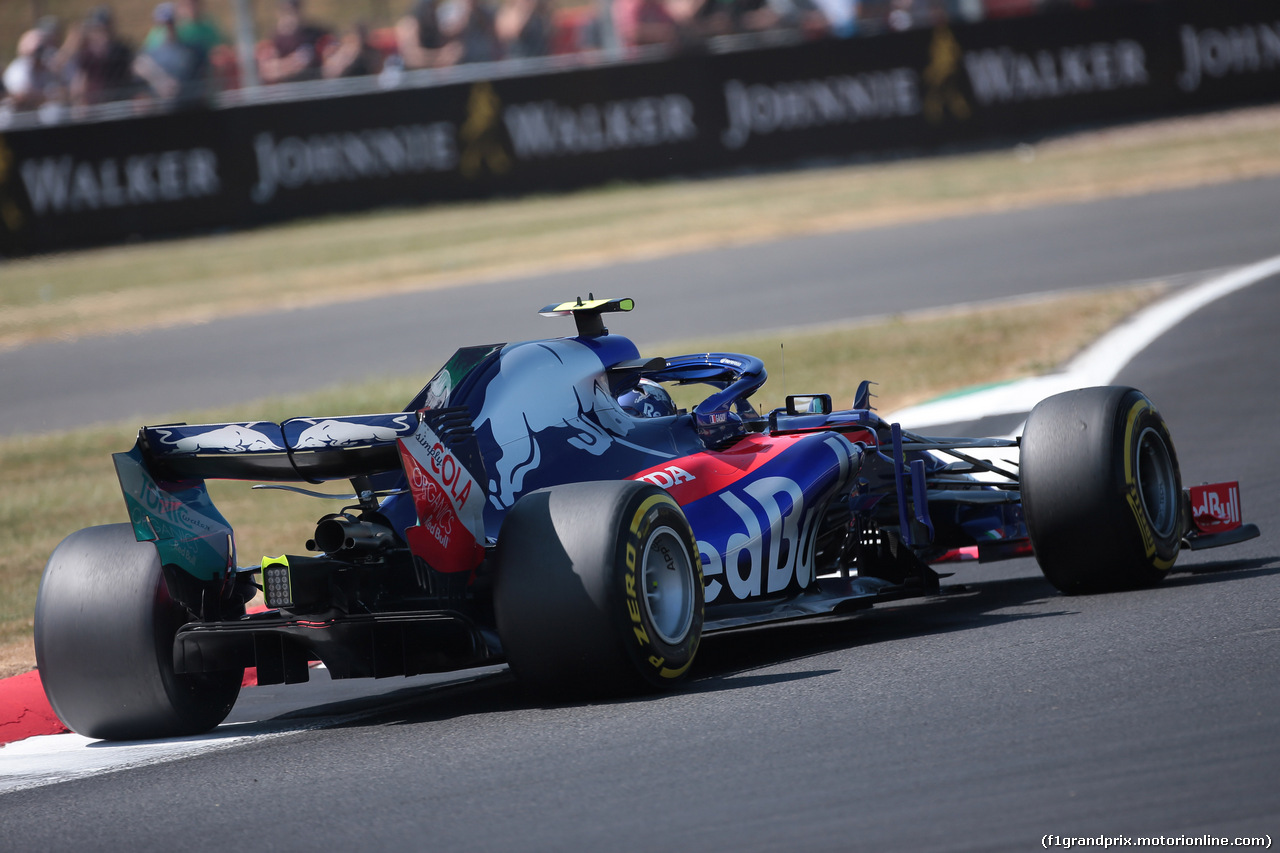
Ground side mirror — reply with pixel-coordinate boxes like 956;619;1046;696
785;394;832;416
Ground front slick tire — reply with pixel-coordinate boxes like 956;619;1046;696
34;524;242;740
493;481;704;698
1022;386;1182;595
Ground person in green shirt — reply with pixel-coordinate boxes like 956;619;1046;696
142;0;227;55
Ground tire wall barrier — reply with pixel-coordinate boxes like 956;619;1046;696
1;0;1277;256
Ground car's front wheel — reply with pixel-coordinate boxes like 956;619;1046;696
1021;386;1182;594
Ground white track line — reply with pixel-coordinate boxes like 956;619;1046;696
0;667;507;794
887;254;1280;431
0;725;277;795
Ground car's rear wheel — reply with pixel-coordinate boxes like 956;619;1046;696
493;481;703;696
34;524;242;740
1021;386;1182;594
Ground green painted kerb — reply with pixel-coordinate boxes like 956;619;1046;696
920;379;1019;405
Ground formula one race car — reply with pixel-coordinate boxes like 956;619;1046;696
34;297;1260;740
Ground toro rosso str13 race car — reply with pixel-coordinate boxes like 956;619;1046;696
34;297;1260;740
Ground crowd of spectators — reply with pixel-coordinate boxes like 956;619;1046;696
1;0;1134;120
2;0;225;119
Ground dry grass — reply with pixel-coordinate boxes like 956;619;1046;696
0;282;1163;676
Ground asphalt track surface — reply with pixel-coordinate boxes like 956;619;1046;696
2;179;1279;851
3;174;1280;435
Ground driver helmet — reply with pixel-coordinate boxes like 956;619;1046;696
619;378;676;418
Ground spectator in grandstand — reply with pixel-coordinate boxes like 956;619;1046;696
496;0;556;59
885;0;921;30
2;27;66;111
683;0;727;37
440;0;504;64
396;0;461;68
259;0;331;84
27;16;77;83
141;0;239;91
322;21;385;78
39;15;82;80
692;0;828;38
811;0;858;37
613;0;681;48
134;2;209;107
69;7;136;106
143;0;227;56
758;0;830;36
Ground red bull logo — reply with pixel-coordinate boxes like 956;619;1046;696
1191;481;1242;534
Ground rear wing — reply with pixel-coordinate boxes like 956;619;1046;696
113;413;415;584
133;413;417;483
112;410;484;584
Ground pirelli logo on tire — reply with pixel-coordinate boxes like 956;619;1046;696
623;493;703;681
1125;487;1157;561
1121;397;1177;572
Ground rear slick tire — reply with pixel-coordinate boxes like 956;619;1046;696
493;481;704;697
34;524;242;740
1021;386;1182;595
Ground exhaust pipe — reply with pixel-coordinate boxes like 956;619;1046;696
309;515;395;556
